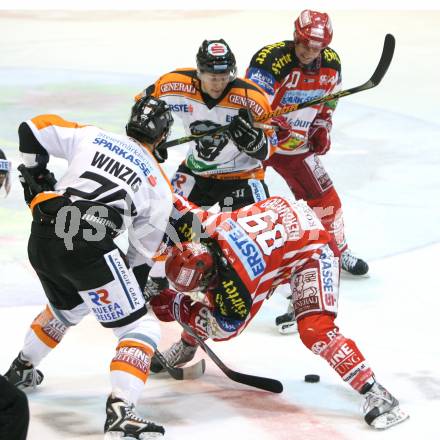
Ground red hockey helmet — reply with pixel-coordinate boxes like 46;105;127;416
294;10;333;50
165;242;215;293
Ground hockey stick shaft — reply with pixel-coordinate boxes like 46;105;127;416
159;34;395;150
181;323;283;393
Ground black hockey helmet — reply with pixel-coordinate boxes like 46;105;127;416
126;95;174;146
196;39;237;79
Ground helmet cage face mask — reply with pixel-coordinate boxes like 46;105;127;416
126;96;174;146
196;39;237;82
294;9;333;50
165;242;216;293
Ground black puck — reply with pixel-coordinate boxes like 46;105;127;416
304;374;320;383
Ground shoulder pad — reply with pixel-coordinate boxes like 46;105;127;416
321;47;341;72
249;41;294;79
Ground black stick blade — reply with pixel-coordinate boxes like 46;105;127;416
228;371;284;393
370;34;396;86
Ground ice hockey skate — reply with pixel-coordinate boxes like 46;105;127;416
275;297;298;334
104;394;164;439
341;249;369;276
362;382;409;429
4;351;44;390
150;339;198;373
275;311;298;334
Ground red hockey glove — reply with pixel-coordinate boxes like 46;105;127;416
308;118;332;155
150;288;191;323
272;115;291;145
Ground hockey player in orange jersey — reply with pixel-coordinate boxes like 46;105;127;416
149;194;408;430
136;39;276;212
137;38;279;310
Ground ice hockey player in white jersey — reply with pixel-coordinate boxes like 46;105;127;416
4;95;174;439
136;39;276;212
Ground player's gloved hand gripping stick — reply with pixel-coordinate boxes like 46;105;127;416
157;34;395;153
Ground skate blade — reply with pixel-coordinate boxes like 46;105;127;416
341;270;370;279
370;406;409;430
278;322;298;335
105;432;164;439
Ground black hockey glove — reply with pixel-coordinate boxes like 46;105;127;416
18;165;57;205
228;109;266;155
152;144;168;163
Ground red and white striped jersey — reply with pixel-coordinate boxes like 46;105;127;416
170;194;331;340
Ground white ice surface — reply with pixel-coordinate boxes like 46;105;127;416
0;9;439;440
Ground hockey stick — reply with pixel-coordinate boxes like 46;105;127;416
180;323;283;393
153;348;206;380
158;33;395;151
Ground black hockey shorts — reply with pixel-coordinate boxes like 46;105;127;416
0;375;29;440
171;164;270;210
27;222;147;328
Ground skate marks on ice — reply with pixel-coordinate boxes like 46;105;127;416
397;371;440;401
30;392;104;439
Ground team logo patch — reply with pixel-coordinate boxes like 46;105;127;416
291;268;321;319
208;42;228;56
87;289;125;322
88;289;111;305
176;267;196;288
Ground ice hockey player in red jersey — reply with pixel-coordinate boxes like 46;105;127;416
4;95;175;438
246;9;370;333
149;194;408;430
246;10;369;275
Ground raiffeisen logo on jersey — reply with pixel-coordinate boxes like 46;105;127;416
169;103;194;114
88;289;125;322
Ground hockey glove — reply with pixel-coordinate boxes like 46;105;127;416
143;276;169;302
152;142;168;163
150;288;192;323
228;109;266;155
272;115;291;144
18;166;57;205
272;115;305;150
308;118;332;155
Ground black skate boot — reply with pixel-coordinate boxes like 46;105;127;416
150;339;198;373
275;312;297;334
341;249;369;276
4;351;44;390
361;382;409;429
275;296;297;334
104;394;164;439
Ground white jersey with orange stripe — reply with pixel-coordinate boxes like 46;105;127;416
19;114;173;266
137;69;276;178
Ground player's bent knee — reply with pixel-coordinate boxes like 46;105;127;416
113;312;161;351
297;313;339;354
